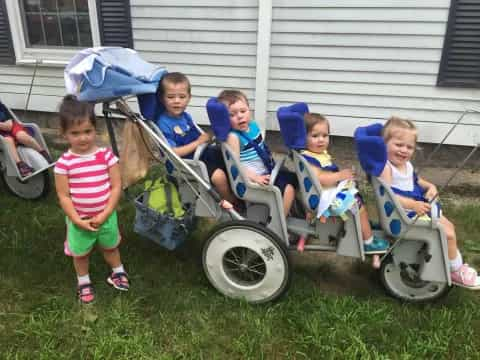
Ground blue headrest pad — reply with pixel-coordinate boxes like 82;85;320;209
137;71;167;121
0;101;11;121
353;123;387;177
137;93;165;121
206;97;231;142
276;102;309;150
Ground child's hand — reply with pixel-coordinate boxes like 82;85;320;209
197;132;211;145
75;218;98;232
253;174;270;185
424;185;438;202
338;169;355;181
412;201;431;216
90;213;108;229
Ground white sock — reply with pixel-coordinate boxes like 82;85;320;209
364;236;373;245
112;264;125;274
450;251;463;272
77;274;91;285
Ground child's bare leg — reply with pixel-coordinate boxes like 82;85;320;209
3;136;21;163
73;256;90;277
15;130;43;152
102;248;122;268
283;184;295;216
211;169;237;204
439;216;458;260
359;208;373;241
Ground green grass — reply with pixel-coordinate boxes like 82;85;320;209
1;182;480;359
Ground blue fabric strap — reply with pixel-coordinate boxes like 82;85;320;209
301;153;339;172
237;131;275;173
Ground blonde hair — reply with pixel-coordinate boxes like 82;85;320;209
382;116;417;143
304;112;330;134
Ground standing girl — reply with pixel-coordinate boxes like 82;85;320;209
54;95;129;304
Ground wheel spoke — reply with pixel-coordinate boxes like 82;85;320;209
224;258;241;267
248;262;265;269
246;268;265;276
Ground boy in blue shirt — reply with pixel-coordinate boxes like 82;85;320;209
155;72;236;205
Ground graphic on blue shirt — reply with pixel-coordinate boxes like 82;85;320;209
155;112;201;158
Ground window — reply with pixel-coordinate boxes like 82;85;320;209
4;0;100;65
21;0;93;48
437;0;480;88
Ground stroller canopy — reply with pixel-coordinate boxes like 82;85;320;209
65;47;166;103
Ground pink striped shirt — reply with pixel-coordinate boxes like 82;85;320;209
54;147;118;217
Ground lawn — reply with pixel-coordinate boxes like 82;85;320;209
1;179;480;359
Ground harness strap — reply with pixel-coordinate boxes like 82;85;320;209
237;131;275;173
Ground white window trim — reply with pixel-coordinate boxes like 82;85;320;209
5;0;101;66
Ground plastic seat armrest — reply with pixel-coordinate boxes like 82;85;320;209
269;155;287;186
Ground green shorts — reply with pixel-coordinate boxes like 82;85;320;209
66;211;121;257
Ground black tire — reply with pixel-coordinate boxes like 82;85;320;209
2;170;50;200
202;220;291;304
380;254;451;303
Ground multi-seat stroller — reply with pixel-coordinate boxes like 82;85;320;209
68;47;453;303
0;101;53;199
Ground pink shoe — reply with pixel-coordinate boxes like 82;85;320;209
297;236;306;252
451;264;480;290
77;283;95;304
107;272;129;291
371;254;381;269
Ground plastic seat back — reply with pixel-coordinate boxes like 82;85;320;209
276;103;323;213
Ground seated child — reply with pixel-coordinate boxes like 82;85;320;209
302;112;389;262
0;105;52;176
379;116;480;288
219;89;298;216
154;72;236;205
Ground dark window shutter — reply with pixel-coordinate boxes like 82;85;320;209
0;1;15;64
97;0;133;48
437;0;480;88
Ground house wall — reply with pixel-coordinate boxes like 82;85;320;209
1;0;480;146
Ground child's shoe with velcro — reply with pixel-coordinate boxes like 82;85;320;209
77;283;95;304
451;264;480;290
17;161;33;177
107;272;130;291
364;235;389;254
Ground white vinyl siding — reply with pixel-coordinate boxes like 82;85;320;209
130;0;259;124
268;0;480;146
1;0;480;146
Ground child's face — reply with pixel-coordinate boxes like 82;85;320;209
64;119;97;155
386;128;416;168
306;121;329;153
227;99;251;131
162;81;191;118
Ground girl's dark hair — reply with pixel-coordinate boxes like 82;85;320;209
304;112;330;134
58;95;96;133
157;72;191;101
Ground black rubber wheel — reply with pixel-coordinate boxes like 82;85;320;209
202;220;291;303
380;254;451;303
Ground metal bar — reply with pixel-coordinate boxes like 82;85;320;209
24;60;39;118
20;162;56;181
103;104;119;156
439;144;479;192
